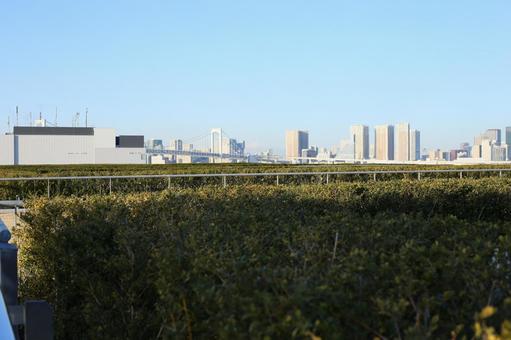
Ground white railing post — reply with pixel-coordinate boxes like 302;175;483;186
326;173;329;184
223;176;227;188
276;175;279;185
47;179;50;198
109;178;112;194
459;171;463;179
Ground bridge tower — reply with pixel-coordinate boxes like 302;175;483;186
210;128;223;162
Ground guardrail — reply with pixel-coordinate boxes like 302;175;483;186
0;168;510;197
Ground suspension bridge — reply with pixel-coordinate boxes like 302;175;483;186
145;128;247;162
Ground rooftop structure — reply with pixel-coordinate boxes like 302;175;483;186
0;125;145;165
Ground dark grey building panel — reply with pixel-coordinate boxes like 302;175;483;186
13;126;94;136
116;135;144;148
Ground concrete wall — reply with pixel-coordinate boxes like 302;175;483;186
0;135;15;165
16;135;95;165
95;148;146;164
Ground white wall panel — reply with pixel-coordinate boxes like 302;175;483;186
0;135;15;165
17;135;95;165
95;148;146;164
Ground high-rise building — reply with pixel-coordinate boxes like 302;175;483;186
336;139;355;160
481;139;507;162
474;129;502;159
301;146;318;159
460;142;471;152
473;135;483;158
350;125;369;160
428;149;443;161
449;149;459;161
481;139;493;161
506;127;511;160
285;130;309;161
483;129;501;144
492;145;507;161
409;129;421;161
169;139;183;151
395;123;410;161
222;138;245;157
450;148;469;161
506;127;511;145
374;125;394;160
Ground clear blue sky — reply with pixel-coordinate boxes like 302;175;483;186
1;1;510;155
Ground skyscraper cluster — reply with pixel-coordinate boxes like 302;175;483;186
470;127;511;161
351;123;421;161
285;124;420;162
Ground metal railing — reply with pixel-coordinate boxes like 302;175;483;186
0;167;509;197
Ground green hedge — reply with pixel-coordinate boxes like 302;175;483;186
15;179;511;339
0;162;508;197
0;165;510;200
4;162;511;178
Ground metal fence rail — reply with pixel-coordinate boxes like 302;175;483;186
0;167;510;197
0;167;509;182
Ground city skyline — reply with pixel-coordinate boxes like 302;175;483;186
283;124;511;163
2;1;511;154
4;112;511;160
1;117;511;164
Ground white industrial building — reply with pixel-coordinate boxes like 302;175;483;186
0;123;146;165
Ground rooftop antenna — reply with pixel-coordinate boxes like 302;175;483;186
15;106;19;127
39;112;42;120
55;107;58;127
29;112;32;126
72;112;80;127
85;107;88;127
7;116;10;132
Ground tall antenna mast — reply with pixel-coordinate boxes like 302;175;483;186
7;116;10;132
85;107;88;127
72;112;80;127
55;107;58;127
29;112;32;126
16;106;19;127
